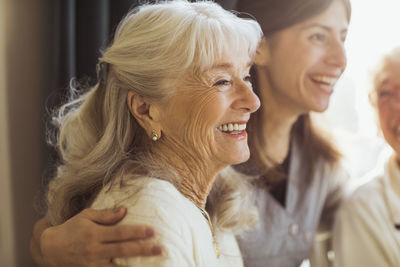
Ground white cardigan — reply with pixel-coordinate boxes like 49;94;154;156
91;177;243;267
333;153;400;267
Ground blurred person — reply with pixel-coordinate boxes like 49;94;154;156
333;46;400;267
32;1;262;266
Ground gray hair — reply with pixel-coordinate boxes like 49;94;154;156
369;46;400;106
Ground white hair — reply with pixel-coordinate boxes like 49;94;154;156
369;46;400;106
46;0;262;232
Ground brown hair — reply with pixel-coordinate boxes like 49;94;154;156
236;0;351;37
235;0;350;183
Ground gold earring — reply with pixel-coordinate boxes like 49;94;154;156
151;129;159;141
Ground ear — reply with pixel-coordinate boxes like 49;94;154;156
126;91;162;138
254;37;271;67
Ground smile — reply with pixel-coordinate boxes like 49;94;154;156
217;122;246;134
311;75;339;86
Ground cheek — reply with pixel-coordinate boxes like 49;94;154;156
272;51;312;89
378;107;392;137
289;42;316;66
181;93;226;147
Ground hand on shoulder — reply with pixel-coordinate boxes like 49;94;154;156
31;207;161;267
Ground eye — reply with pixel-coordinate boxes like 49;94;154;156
213;79;231;87
378;90;393;98
310;33;326;43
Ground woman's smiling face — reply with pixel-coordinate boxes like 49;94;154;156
263;0;349;113
157;49;260;170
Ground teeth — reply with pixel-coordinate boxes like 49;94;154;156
218;123;246;133
312;75;338;86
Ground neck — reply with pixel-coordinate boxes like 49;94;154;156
255;66;303;163
152;139;220;209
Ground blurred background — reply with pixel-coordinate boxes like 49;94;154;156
0;0;399;266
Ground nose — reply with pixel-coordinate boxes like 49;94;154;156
326;38;347;71
234;81;261;113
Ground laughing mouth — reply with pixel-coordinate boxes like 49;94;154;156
217;122;246;134
311;75;339;87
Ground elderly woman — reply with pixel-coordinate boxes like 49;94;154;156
333;47;400;266
42;1;262;266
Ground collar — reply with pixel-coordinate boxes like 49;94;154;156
383;153;400;227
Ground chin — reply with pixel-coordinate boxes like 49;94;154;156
224;151;250;166
311;102;330;113
233;153;250;165
308;94;331;112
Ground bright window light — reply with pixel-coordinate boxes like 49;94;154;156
318;0;399;178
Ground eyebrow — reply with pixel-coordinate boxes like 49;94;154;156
302;23;348;34
377;79;391;89
211;61;252;70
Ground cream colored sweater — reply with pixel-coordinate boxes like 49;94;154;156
333;153;400;267
91;177;243;267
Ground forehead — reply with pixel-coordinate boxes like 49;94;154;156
206;50;252;73
299;0;349;28
176;50;252;89
378;60;400;87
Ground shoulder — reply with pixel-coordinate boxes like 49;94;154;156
93;177;194;223
344;175;384;209
319;159;349;178
338;174;385;222
92;177;199;239
93;177;185;209
314;160;350;201
93;177;203;266
316;159;351;197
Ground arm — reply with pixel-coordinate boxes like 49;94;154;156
30;207;161;267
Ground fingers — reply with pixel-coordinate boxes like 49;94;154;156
80;207;127;225
100;241;163;259
99;224;155;242
72;208;162;262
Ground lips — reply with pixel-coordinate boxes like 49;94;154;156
217;122;246;133
310;75;339;86
310;74;340;94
